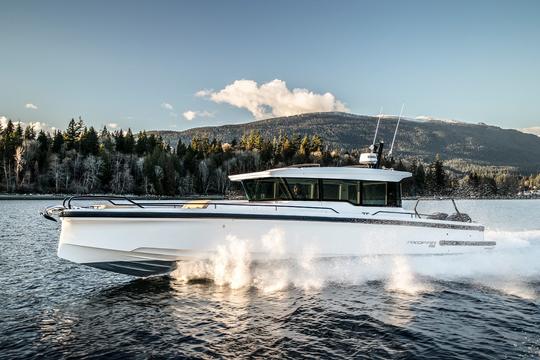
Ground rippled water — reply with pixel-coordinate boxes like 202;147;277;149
1;200;539;359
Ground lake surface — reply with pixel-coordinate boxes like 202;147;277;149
1;200;539;359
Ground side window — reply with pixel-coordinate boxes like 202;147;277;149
243;179;290;201
361;182;387;206
387;182;402;207
322;180;360;205
284;178;319;200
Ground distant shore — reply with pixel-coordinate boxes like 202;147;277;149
0;194;538;201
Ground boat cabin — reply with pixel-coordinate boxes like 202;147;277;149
229;167;411;207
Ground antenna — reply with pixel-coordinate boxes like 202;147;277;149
360;107;384;167
370;107;383;151
369;106;382;151
388;103;404;157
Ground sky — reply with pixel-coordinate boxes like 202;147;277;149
1;0;539;132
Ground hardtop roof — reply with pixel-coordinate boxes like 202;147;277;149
228;166;411;182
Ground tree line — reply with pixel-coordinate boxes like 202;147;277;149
1;118;538;197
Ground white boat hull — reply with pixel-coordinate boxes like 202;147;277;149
57;212;492;277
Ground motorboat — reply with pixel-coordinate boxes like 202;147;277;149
42;163;495;277
42;114;495;277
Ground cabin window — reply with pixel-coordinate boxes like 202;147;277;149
241;177;402;206
322;180;360;205
283;178;320;200
361;182;387;206
242;179;290;201
387;182;402;207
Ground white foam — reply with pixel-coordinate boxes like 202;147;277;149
212;235;251;289
386;256;432;295
172;228;540;299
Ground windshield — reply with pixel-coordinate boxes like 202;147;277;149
242;178;290;201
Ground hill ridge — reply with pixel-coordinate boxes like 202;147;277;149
151;112;540;172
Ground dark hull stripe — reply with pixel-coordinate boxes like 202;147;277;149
84;260;177;277
61;210;484;231
440;240;496;246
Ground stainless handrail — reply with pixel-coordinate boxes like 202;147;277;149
371;210;422;218
413;199;421;218
64;195;143;209
63;195;340;214
450;198;462;217
412;198;470;222
41;205;66;222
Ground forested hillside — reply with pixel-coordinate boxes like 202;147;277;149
154;112;540;172
1;116;539;197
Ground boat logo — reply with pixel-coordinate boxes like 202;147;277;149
407;240;436;248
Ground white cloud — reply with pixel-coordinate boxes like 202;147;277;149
161;102;174;111
182;110;214;121
32;121;52;132
183;110;197;121
107;122;119;129
161;103;179;118
197;79;348;120
195;89;213;97
0;115;53;132
25;103;38;110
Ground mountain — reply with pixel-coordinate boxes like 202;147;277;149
152;112;540;172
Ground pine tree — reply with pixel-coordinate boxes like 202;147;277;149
64;118;83;151
135;131;148;156
124;129;135;154
415;163;426;195
147;134;158;153
260;139;274;166
427;154;447;195
24;125;36;140
281;135;294;164
113;130;125;153
311;135;323;152
299;135;310;160
14;123;23;147
176;139;187;158
52;130;64;153
36;130;50;171
99;126;114;152
80;126;99;155
2;120;16;158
